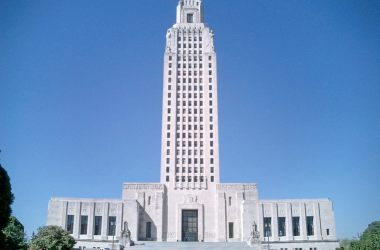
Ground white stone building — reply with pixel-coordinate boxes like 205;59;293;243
47;1;339;249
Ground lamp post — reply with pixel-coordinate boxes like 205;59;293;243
266;231;270;250
111;221;116;250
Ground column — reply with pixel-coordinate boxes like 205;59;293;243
73;202;81;239
300;202;307;240
285;203;292;241
87;202;95;239
272;203;279;241
101;203;109;240
314;202;322;240
116;203;123;239
61;201;68;229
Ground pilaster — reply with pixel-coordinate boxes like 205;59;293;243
87;202;95;239
300;202;307;240
101;203;109;240
286;203;292;240
73;202;81;238
272;203;279;241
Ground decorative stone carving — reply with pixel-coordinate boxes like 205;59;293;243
247;222;262;249
184;194;197;203
124;184;164;190
119;221;134;248
166;31;172;53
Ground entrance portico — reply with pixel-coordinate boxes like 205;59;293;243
177;200;204;242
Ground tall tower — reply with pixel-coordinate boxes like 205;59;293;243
160;0;220;190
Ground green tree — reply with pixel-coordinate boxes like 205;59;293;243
2;216;28;250
350;221;380;250
0;164;14;248
340;238;354;249
359;221;380;249
30;225;76;250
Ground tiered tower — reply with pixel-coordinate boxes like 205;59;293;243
160;0;220;190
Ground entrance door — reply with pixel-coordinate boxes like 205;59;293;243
182;210;198;241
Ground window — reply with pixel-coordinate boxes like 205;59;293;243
229;222;234;238
228;196;232;206
146;222;152;238
211;176;214;182
80;215;88;235
264;217;272;237
166;167;170;173
278;217;286;236
108;216;116;236
166;176;169;182
292;217;300;236
326;228;330;236
94;216;102;235
187;14;194;23
307;216;314;236
66;215;74;234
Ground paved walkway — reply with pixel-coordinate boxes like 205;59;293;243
129;242;253;249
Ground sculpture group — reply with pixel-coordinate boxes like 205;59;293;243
117;221;134;249
247;222;262;249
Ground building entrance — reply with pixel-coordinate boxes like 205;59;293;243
181;210;198;241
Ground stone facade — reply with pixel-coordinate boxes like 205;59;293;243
47;1;339;249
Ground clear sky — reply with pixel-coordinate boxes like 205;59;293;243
1;0;379;240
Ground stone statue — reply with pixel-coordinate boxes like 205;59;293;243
247;221;262;249
119;221;134;249
166;31;172;53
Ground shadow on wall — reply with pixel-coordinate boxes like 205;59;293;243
138;205;157;241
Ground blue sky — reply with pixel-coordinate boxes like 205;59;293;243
1;0;379;240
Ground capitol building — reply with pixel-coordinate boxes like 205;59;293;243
47;1;339;249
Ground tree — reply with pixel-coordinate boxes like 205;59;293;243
2;216;28;250
340;238;354;249
30;225;76;250
350;221;380;250
0;164;14;248
358;221;380;249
